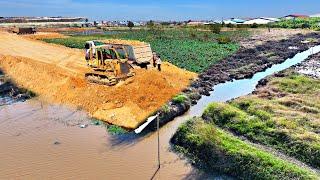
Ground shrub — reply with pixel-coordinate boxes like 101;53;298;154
210;24;221;34
172;94;188;104
203;103;246;125
226;23;234;28
189;32;197;39
161;104;170;113
251;23;259;28
107;125;127;135
301;23;311;29
127;21;135;30
217;36;232;44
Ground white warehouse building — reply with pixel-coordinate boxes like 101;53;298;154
244;17;280;25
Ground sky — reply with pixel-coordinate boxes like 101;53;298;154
0;0;319;21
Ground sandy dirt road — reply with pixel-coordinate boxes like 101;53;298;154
0;32;196;128
0;32;86;75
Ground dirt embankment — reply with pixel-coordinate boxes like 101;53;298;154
241;28;314;49
295;52;320;79
37;27;97;33
23;32;68;40
0;32;195;129
149;30;320;131
188;32;320;97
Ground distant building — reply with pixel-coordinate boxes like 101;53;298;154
203;21;218;25
283;14;309;20
310;14;320;18
0;16;86;23
223;18;246;24
133;22;141;26
244;17;280;25
187;21;205;26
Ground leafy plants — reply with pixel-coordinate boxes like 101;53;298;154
107;125;128;135
172;94;188;104
209;24;221;34
271;17;320;31
217;36;232;44
43;29;249;73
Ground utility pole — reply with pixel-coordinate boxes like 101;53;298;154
134;114;160;179
151;114;161;180
157;114;160;169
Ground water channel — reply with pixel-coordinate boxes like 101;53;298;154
1;45;319;179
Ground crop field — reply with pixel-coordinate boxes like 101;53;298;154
43;29;249;72
272;17;320;31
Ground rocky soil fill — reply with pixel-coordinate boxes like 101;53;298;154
295;52;320;79
153;33;320;131
191;33;320;97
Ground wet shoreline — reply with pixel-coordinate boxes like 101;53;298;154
148;32;320;131
0;70;35;106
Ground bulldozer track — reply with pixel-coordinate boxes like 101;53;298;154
85;73;117;86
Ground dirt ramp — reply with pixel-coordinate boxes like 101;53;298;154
0;32;86;75
0;54;195;129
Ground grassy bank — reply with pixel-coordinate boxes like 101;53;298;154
202;71;320;169
43;29;249;72
171;118;318;179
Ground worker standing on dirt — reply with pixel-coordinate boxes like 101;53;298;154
85;43;90;66
152;52;162;71
152;52;157;68
156;55;162;71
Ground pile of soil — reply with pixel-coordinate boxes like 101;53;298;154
0;32;195;129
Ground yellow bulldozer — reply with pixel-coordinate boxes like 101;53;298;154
84;41;135;86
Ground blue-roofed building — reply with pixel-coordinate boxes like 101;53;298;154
223;18;246;24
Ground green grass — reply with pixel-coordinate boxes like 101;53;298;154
272;17;320;31
273;74;320;94
106;125;128;135
172;94;189;104
171;118;318;179
43;29;249;72
202;73;320;169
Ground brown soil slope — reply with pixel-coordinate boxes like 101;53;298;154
23;32;68;40
0;32;196;129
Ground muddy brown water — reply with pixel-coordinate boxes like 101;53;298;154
1;46;320;179
0;101;206;180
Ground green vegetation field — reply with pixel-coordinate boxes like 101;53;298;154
171;70;320;178
43;29;249;72
272;17;320;31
